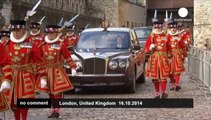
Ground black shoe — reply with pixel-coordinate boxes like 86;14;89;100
161;93;168;99
48;112;60;118
170;87;174;91
36;91;40;94
175;86;181;91
154;95;160;99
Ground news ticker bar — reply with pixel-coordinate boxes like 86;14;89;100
17;98;193;108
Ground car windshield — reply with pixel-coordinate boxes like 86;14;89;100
134;28;152;40
77;31;130;50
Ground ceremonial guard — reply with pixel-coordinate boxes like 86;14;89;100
167;22;185;91
177;24;191;60
0;30;10;76
36;25;78;118
0;20;42;120
28;21;45;95
144;21;170;99
0;42;10;114
0;31;10;46
63;25;79;48
28;22;44;47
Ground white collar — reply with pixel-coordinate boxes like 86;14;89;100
30;30;40;36
168;31;179;36
67;33;74;37
45;33;62;43
177;29;185;35
10;31;28;43
152;29;164;35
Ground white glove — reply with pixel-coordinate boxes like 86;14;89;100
64;65;70;69
184;41;188;44
76;62;82;70
41;78;47;88
0;81;10;92
71;69;77;76
149;44;155;50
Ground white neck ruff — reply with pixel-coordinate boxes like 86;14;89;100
10;31;28;43
152;29;164;35
30;30;40;36
67;33;74;37
177;29;185;35
45;33;62;43
168;31;179;36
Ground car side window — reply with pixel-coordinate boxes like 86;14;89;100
130;30;140;47
130;30;135;46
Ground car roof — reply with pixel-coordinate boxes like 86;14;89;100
133;26;152;30
82;27;131;33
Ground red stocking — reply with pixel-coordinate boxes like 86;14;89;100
50;94;62;113
153;80;160;96
13;109;20;120
160;80;167;93
170;74;175;83
20;108;28;120
174;74;181;86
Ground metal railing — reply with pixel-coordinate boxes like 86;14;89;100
187;46;211;103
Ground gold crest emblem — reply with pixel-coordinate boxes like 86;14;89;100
12;56;21;62
14;51;19;55
14;44;21;50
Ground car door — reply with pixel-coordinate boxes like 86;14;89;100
131;30;145;78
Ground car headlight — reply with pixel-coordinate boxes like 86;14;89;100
119;61;127;68
109;60;118;70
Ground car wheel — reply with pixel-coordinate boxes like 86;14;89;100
137;72;145;83
127;71;136;93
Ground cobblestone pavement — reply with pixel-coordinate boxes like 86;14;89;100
1;72;211;120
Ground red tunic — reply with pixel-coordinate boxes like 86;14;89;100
36;38;76;95
63;35;79;47
0;43;10;112
179;30;191;58
144;33;170;80
167;34;185;75
28;34;45;47
2;37;42;107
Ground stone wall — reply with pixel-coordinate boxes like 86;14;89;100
0;0;146;30
86;0;146;27
0;0;101;30
194;0;211;49
86;0;119;27
20;0;86;14
11;0;101;30
119;0;146;27
0;0;12;30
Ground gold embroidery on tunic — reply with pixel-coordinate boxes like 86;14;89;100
14;44;21;50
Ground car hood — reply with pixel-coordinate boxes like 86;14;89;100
72;49;130;60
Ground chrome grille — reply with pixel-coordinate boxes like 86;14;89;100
83;58;106;74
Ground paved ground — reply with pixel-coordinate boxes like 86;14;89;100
1;72;211;120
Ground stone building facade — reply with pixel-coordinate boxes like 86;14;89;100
87;0;146;27
194;0;211;49
0;0;12;30
0;0;146;30
0;0;101;31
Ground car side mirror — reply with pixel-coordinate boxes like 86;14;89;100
133;45;141;50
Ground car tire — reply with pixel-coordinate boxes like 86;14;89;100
127;71;136;93
137;72;145;83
